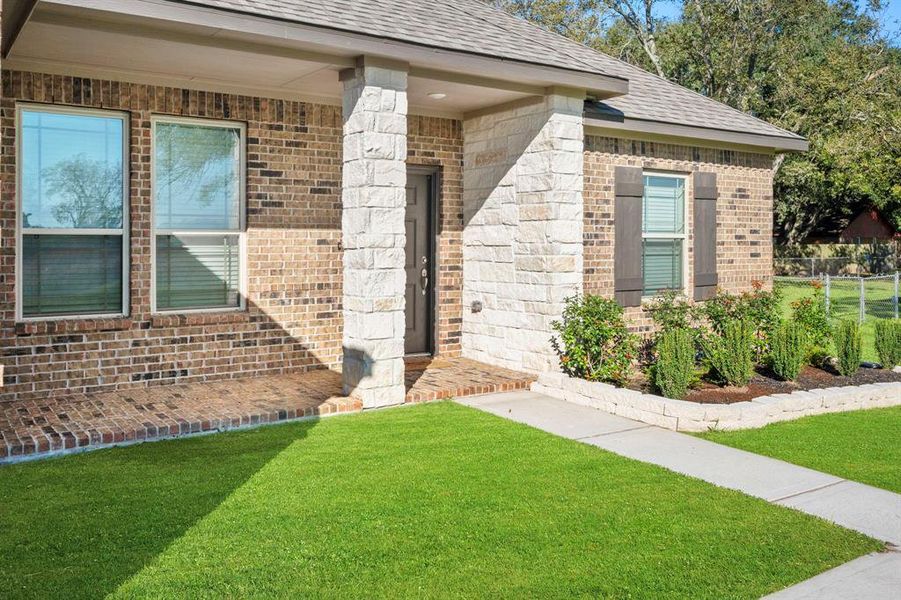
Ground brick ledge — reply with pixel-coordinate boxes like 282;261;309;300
1;396;361;465
16;318;133;336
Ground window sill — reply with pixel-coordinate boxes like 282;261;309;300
640;291;691;305
15;317;133;336
151;311;250;328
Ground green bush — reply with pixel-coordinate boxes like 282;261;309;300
645;290;700;335
550;295;638;385
702;319;755;387
651;328;696;399
874;319;901;369
700;284;781;360
834;320;862;377
769;322;808;381
790;284;832;363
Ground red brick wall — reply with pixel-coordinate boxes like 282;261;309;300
408;115;464;356
0;70;463;400
583;135;775;333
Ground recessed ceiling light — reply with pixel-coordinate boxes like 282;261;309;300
428;92;447;100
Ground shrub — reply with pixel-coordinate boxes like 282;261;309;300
790;283;832;360
834;320;862;377
701;319;755;387
645;290;700;336
651;328;695;399
874;319;901;369
550;295;638;385
699;282;781;360
769;322;808;381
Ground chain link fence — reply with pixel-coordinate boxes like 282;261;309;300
774;273;900;323
774;241;900;277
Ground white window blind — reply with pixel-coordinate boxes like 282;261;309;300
18;107;127;318
642;175;685;296
152;119;244;312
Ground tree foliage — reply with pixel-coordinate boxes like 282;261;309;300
496;0;901;242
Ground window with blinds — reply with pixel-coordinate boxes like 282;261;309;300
17;106;128;318
152;118;245;312
642;175;686;296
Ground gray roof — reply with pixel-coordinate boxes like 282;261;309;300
174;0;804;143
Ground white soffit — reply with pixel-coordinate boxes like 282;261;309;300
4;4;541;117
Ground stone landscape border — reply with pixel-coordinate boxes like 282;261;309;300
531;369;901;432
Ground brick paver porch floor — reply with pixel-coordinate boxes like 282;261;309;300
0;357;533;463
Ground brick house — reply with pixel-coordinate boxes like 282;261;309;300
0;0;807;408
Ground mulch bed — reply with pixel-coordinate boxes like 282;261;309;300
630;365;901;405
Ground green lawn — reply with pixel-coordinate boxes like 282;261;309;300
775;277;898;362
0;402;880;599
700;406;901;494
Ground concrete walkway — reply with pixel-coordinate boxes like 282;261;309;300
458;390;901;598
764;552;901;599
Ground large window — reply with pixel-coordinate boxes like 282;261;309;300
642;174;686;296
17;106;128;319
152;117;245;312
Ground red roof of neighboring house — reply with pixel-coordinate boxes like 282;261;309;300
838;208;899;242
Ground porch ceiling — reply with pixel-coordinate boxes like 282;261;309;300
3;1;557;118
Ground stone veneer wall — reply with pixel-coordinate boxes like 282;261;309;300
583;135;775;334
533;371;901;431
340;62;409;406
462;95;584;373
0;70;463;401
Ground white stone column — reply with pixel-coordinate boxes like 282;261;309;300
462;93;584;373
340;58;409;408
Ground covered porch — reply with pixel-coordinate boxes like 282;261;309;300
1;0;602;409
0;357;534;462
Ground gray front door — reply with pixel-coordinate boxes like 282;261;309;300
404;173;433;355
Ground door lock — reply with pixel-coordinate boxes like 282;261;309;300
420;261;429;295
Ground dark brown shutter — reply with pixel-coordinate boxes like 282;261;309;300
614;166;644;307
693;171;718;301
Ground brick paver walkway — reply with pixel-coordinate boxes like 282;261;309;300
1;357;533;462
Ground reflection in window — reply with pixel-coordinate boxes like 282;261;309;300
153;119;244;311
18;108;127;317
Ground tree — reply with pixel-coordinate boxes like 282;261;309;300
496;0;674;76
596;0;670;77
497;0;901;242
43;156;123;228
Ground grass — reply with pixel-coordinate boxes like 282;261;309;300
775;277;897;362
0;402;880;599
699;406;901;494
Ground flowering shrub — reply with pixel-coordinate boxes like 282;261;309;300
699;282;781;359
645;291;701;337
790;281;831;364
551;295;638;385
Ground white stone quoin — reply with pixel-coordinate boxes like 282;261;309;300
340;58;409;408
462;93;585;373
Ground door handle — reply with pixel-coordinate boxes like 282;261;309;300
420;264;429;295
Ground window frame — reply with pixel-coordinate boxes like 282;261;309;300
149;115;247;315
15;103;130;322
641;170;689;299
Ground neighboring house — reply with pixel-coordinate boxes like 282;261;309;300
791;207;899;244
838;208;899;243
0;0;807;407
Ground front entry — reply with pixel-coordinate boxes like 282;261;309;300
404;171;435;355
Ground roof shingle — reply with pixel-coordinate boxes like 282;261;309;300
174;0;803;141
